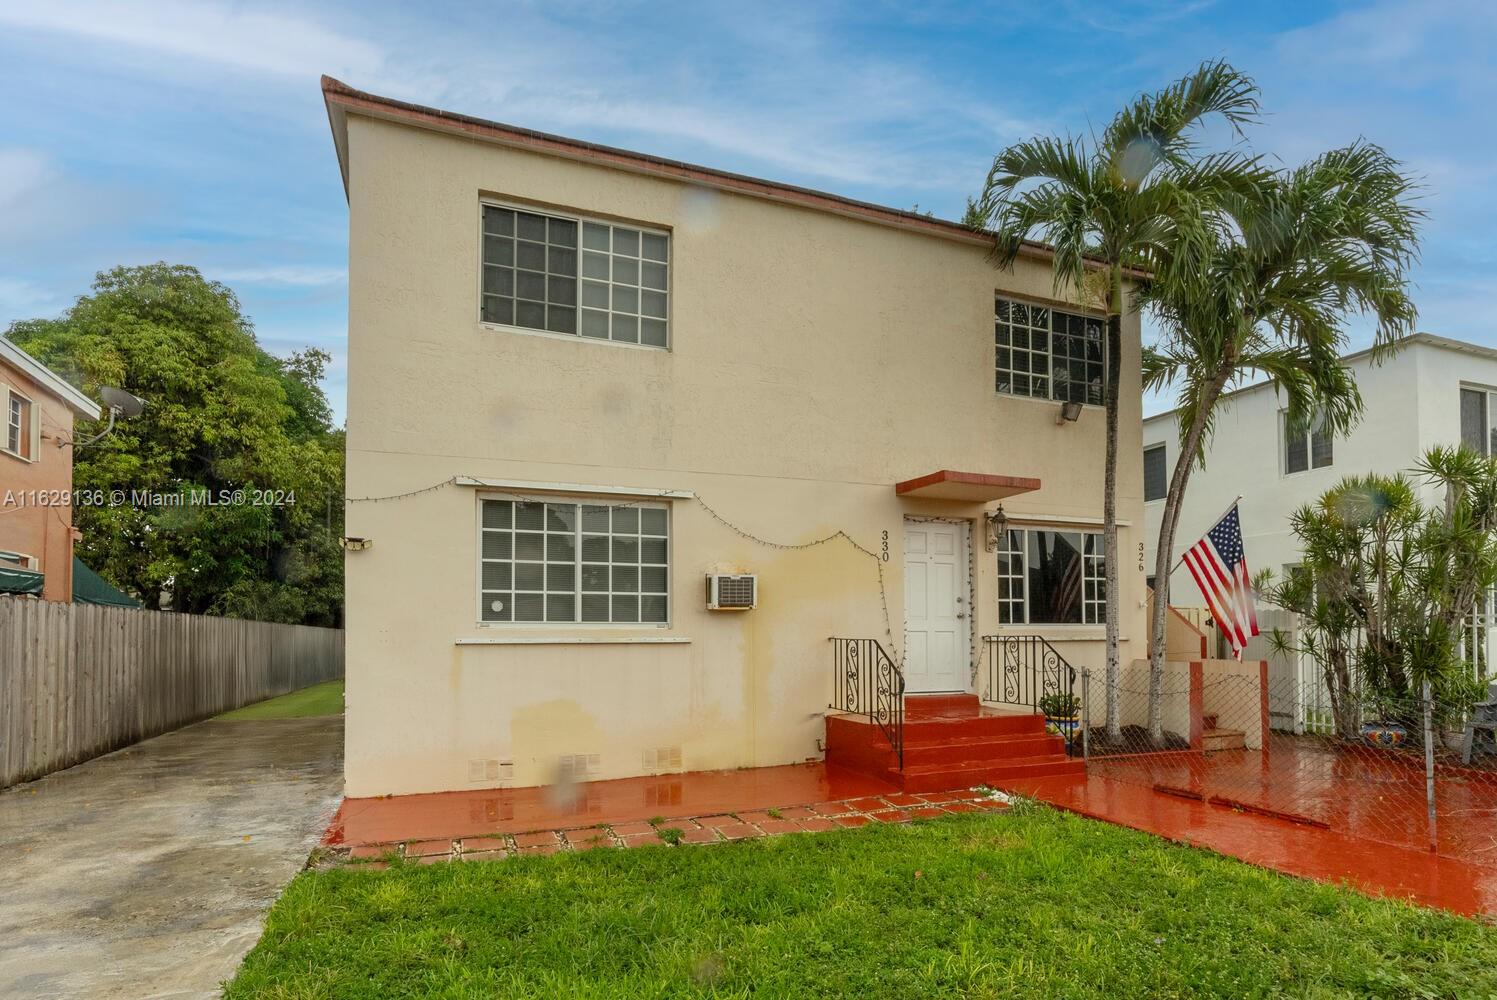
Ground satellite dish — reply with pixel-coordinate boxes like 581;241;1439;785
99;387;145;419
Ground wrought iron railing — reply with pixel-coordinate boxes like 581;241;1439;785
829;637;905;769
982;634;1082;754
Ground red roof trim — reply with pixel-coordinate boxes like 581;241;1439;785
320;76;1145;277
894;470;1042;496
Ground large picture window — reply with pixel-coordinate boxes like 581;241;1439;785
481;204;669;348
995;297;1105;406
997;528;1106;625
479;498;669;624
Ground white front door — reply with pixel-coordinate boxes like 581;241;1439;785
903;519;969;693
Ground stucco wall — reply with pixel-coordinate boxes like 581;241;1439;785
1143;338;1497;606
342;113;1147;796
0;361;78;603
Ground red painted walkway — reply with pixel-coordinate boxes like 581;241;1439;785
1001;772;1497;918
1090;743;1497;865
326;763;901;846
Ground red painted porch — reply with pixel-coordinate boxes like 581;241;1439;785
826;693;1085;791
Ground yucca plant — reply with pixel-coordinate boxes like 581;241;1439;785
1260;450;1497;738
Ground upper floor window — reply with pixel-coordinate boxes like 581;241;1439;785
1461;386;1497;455
480;204;670;348
995;298;1105;406
1283;412;1332;474
4;390;33;460
997;528;1106;625
479;498;669;625
1143;443;1167;501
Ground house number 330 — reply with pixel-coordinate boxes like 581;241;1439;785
881;531;890;562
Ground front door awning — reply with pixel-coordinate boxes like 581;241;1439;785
895;470;1041;502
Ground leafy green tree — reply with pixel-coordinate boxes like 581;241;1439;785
1143;143;1422;742
1260;449;1497;737
971;61;1262;737
4;263;343;624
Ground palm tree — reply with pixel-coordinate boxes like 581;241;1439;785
1142;142;1422;742
971;61;1262;737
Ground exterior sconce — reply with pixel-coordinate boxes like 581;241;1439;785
340;537;373;551
1056;400;1082;424
983;505;1009;552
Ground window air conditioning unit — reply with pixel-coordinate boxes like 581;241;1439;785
706;574;757;610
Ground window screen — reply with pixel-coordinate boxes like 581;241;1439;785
1143;444;1167;501
995;298;1105;405
480;499;669;624
482;205;669;348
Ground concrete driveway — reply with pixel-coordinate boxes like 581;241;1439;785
0;714;343;999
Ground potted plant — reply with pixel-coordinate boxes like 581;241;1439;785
1038;691;1081;739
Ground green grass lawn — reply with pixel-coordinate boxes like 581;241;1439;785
226;804;1497;999
217;680;344;720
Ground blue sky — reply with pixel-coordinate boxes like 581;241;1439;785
1;0;1493;422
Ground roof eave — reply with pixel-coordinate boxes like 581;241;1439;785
0;338;101;419
318;76;1149;280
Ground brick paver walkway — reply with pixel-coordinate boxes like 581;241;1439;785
344;788;1008;867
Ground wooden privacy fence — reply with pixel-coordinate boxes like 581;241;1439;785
0;596;344;789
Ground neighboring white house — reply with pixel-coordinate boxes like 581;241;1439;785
1143;333;1497;687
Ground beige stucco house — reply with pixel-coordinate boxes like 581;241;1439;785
324;77;1147;798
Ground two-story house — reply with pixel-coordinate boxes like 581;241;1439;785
1143;333;1497;667
0;337;100;603
324;78;1147;798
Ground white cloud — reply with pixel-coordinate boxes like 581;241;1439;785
0;0;383;79
0;148;50;211
213;266;347;288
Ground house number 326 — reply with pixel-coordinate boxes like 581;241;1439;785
1138;542;1146;572
881;531;890;562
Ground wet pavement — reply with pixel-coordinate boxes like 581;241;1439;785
328;760;900;846
1002;772;1497;917
0;715;343;999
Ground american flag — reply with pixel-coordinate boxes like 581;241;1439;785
1182;504;1259;658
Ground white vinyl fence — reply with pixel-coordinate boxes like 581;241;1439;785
0;596;344;789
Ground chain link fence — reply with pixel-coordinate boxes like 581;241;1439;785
1078;665;1497;865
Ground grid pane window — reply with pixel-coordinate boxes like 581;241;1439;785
481;498;668;624
995;297;1104;404
997;529;1105;625
6;395;20;455
483;205;668;348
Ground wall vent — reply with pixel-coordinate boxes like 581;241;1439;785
642;745;684;773
557;753;601;781
707;574;757;610
467;758;510;783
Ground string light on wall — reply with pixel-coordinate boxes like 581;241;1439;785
345;476;904;663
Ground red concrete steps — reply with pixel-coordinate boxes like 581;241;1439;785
825;694;1085;792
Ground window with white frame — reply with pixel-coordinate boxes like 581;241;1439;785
1461;386;1497;456
1143;443;1167;501
479;498;669;624
1283;411;1332;474
5;391;32;459
997;528;1106;625
995;298;1106;406
480;204;670;348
